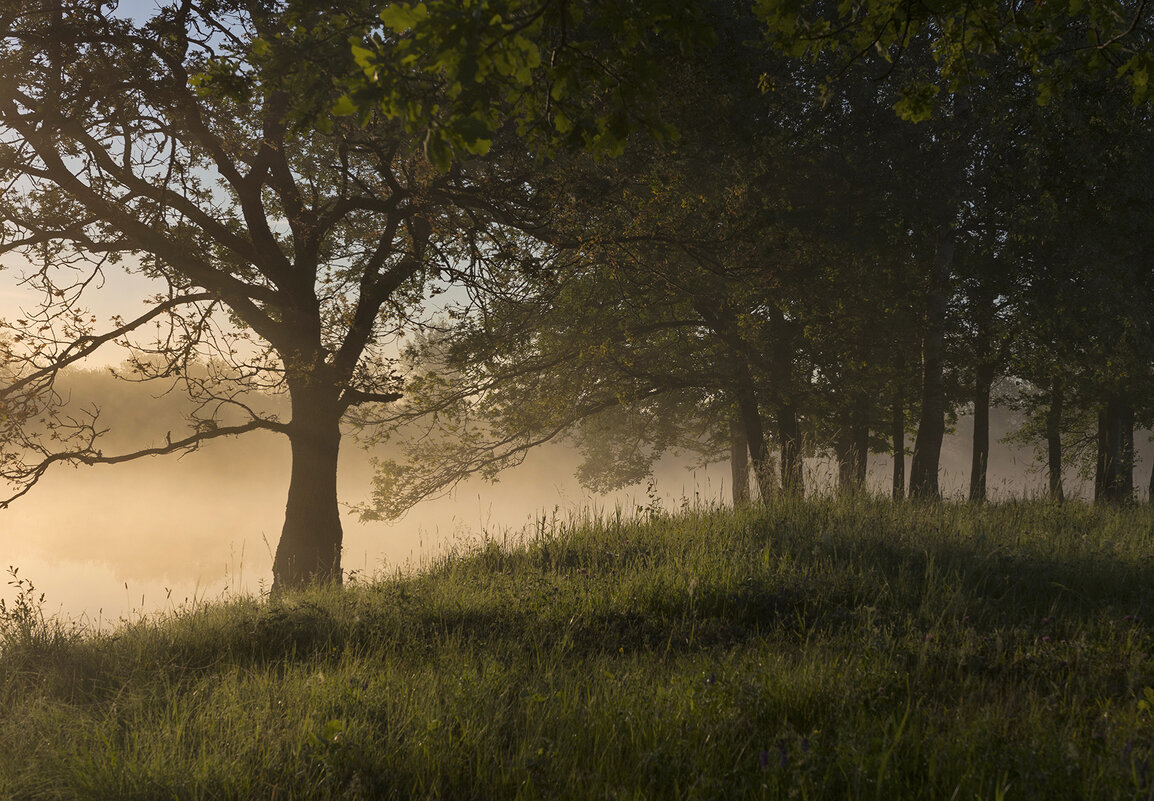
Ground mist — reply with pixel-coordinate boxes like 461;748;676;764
5;365;1148;624
0;435;730;624
0;368;734;622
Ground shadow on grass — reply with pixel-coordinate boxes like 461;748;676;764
7;503;1154;707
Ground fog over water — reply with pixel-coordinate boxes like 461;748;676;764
0;434;728;624
5;387;1146;625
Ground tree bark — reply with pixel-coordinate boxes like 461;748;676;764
272;384;345;593
777;403;803;496
909;232;953;499
968;282;996;504
766;308;803;497
852;396;869;487
1044;379;1064;503
892;390;905;500
1095;396;1134;503
836;394;869;494
1149;442;1154;506
733;376;776;502
968;360;994;503
729;415;750;507
836;424;854;493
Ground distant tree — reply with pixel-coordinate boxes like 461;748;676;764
365;140;794;514
758;0;1154;504
362;14;834;511
996;71;1154;503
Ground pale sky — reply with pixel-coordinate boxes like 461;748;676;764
112;0;164;21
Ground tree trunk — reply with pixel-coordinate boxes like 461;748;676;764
272;386;345;593
766;308;803;497
1095;396;1134;503
1149;443;1154;506
777;403;803;496
836;395;870;494
909;233;953;499
1095;406;1106;497
729;416;750;507
852;396;869;488
836;424;854;493
733;377;776;502
892;390;905;500
1045;379;1064;503
968;360;995;503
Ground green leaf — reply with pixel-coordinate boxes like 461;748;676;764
379;2;428;33
424;130;452;170
332;95;357;116
1036;80;1054;107
350;43;376;72
893;82;940;122
453;115;493;145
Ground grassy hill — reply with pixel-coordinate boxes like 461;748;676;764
3;498;1154;800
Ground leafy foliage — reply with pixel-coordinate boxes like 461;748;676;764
754;0;1154;119
333;0;717;166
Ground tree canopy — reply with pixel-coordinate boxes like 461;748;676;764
2;0;1154;601
0;0;561;589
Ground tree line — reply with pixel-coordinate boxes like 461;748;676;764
375;1;1154;512
1;0;1151;590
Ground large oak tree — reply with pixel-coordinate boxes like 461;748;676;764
0;0;552;590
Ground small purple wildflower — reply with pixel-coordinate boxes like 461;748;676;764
758;749;770;770
777;740;789;768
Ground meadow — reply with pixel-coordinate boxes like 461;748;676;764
2;497;1154;800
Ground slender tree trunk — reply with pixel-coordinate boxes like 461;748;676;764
1045;379;1064;503
837;395;870;494
1095;396;1134;503
1149;443;1154;506
730;416;750;507
852;395;870;487
766;308;803;497
1095;406;1107;497
1126;419;1135;496
968;283;996;504
836;422;854;493
909;233;953;499
733;376;776;502
968;361;994;503
777;403;803;496
272;385;345;592
892;390;905;500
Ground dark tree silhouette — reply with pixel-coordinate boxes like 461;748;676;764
0;0;546;590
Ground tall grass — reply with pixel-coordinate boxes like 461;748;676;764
2;496;1153;800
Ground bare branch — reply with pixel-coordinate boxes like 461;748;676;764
0;417;286;509
0;292;216;399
